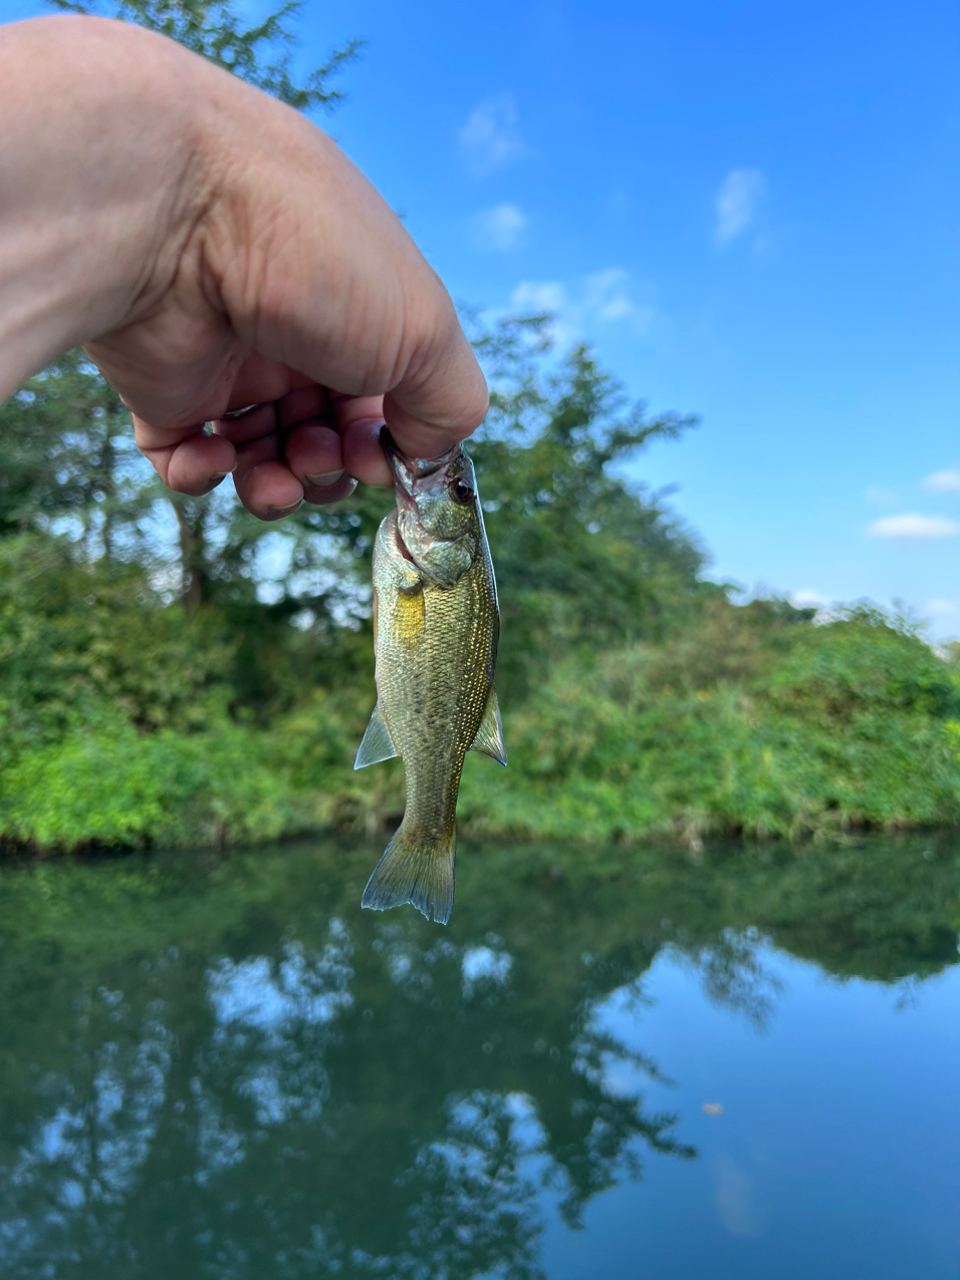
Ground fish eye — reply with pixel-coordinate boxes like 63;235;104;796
451;479;475;505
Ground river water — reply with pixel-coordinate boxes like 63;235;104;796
0;834;958;1278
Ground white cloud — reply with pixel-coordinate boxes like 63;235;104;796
923;469;960;493
472;202;527;250
867;513;960;538
511;279;567;313
715;169;765;245
864;486;901;506
789;589;832;624
790;588;829;608
584;268;636;322
509;268;653;345
459;95;524;175
510;280;577;349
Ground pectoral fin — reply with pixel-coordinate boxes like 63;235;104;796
469;687;507;766
354;704;399;769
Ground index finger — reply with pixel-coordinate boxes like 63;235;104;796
133;416;237;495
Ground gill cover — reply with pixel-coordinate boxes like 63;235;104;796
380;428;480;588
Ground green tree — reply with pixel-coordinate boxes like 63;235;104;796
463;315;707;696
0;350;150;558
6;0;362;606
50;0;361;110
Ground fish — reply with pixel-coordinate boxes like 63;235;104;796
355;427;506;925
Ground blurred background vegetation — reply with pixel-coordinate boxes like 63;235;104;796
4;0;960;856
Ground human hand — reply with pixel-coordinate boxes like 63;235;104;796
0;16;488;519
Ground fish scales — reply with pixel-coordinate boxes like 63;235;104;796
355;431;505;924
376;527;496;834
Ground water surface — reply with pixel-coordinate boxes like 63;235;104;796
1;834;958;1278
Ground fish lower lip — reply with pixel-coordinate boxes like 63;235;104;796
380;426;461;482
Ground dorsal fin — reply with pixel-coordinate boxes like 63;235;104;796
354;704;398;769
469;687;507;766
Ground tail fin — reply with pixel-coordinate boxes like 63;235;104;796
361;823;456;925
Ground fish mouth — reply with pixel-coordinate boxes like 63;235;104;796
380;427;461;490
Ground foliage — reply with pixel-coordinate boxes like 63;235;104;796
6;319;960;851
0;350;148;551
49;0;362;112
465;323;707;696
460;601;960;845
0;537;234;753
2;7;960;853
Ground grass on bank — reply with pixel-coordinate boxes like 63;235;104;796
4;565;960;854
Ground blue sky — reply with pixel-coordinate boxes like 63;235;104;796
4;0;959;631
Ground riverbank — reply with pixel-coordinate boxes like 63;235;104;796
5;603;960;857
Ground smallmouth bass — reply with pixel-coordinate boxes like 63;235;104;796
355;428;505;924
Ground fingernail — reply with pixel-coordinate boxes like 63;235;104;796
222;403;262;420
307;476;358;506
305;469;345;487
267;499;303;517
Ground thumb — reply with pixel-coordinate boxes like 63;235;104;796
383;302;489;458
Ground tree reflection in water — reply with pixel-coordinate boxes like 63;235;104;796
1;832;957;1278
0;911;689;1277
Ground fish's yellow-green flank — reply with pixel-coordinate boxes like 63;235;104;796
355;432;505;924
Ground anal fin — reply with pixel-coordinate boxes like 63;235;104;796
355;703;398;769
469;686;507;766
